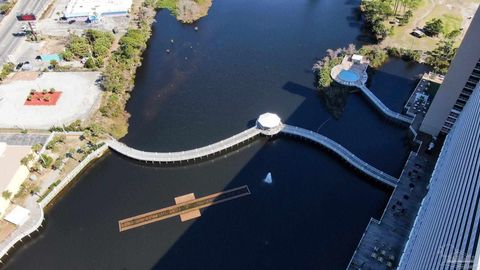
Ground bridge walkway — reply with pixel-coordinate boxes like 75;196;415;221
358;85;413;125
281;125;398;187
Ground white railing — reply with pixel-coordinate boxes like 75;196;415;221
281;125;398;187
0;203;43;263
107;128;261;163
359;85;413;125
39;144;108;208
0;142;108;262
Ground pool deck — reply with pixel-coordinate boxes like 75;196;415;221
347;136;440;269
330;56;368;87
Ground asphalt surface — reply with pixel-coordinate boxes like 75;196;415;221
0;0;51;65
0;133;49;146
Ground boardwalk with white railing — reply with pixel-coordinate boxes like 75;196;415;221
107;127;262;163
281;125;398;187
107;121;398;187
359;85;413;125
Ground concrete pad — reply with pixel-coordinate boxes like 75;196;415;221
0;72;102;129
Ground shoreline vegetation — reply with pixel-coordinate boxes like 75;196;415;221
85;0;213;139
312;44;421;118
359;0;461;73
154;0;212;23
92;5;155;138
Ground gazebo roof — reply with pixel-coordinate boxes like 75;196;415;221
257;113;281;129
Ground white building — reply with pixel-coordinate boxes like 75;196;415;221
397;85;480;269
64;0;133;19
0;143;31;217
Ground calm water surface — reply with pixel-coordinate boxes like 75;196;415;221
5;0;429;269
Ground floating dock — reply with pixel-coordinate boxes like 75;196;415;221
118;185;251;232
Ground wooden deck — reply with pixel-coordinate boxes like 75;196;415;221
174;193;201;222
118;186;251;232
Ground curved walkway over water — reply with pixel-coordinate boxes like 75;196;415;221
107;114;398;187
331;58;414;125
281;125;398;187
107;127;262;163
358;85;413;125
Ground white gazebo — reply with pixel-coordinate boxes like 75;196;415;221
256;113;282;135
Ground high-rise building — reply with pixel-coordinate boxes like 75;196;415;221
420;7;480;136
398;84;480;269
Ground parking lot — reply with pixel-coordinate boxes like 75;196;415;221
0;133;50;146
0;72;102;129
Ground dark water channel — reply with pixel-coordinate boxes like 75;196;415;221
4;0;430;269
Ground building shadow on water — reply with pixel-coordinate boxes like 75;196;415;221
282;81;354;120
143;80;414;269
146;135;394;270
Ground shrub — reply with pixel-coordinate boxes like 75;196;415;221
0;62;14;81
84;57;96;69
39;154;53;168
358;47;388;68
2;190;12;200
61;50;74;61
32;143;43;153
52;157;63;170
67;35;91;58
424;18;443;37
20;154;34;166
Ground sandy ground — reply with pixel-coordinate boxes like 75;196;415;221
0;220;16;242
0;72;102;129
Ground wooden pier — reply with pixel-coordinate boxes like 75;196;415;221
118;185;251;232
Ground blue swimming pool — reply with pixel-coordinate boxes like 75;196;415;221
339;69;359;82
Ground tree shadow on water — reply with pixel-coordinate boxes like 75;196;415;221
317;83;355;120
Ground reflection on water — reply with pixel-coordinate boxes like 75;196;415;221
317;84;353;119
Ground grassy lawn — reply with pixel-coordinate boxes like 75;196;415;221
381;0;479;51
156;0;178;15
441;14;463;35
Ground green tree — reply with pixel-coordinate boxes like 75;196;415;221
358;46;388;68
32;143;43;153
445;29;461;40
61;50;74;61
67;35;91;58
2;190;12;200
20;154;34;166
53;157;63;170
426;39;457;74
85;57;96;69
424;18;443;37
372;21;389;40
0;62;15;81
39;154;53;168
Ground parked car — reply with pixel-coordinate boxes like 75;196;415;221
68;19;76;24
12;32;26;37
411;29;425;38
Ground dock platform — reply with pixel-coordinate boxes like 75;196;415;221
118;185;251;232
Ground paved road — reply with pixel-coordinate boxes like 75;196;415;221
0;0;51;65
